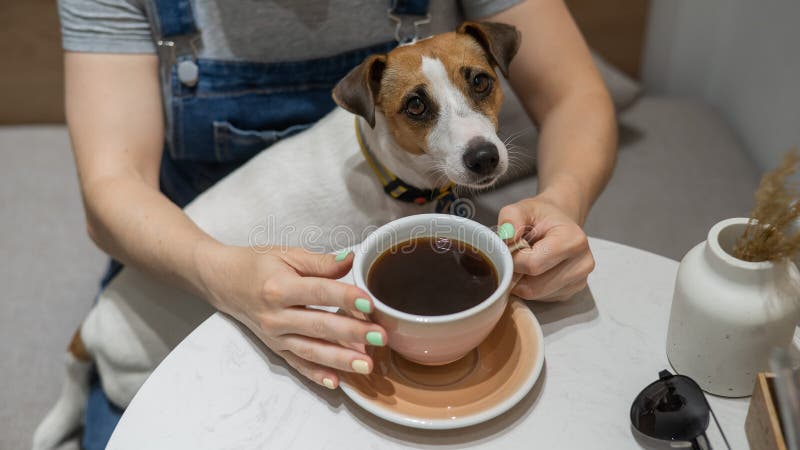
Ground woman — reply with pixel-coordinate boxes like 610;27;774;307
57;0;616;447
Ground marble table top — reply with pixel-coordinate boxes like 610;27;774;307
108;238;750;449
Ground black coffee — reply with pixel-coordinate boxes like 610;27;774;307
367;237;498;316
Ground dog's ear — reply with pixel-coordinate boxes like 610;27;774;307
457;21;521;77
332;54;387;128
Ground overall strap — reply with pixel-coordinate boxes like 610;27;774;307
388;0;431;43
150;0;198;39
146;0;201;87
390;0;430;16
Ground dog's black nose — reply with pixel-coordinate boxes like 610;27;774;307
463;139;499;176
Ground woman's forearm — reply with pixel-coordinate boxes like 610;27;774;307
532;90;617;225
81;172;221;299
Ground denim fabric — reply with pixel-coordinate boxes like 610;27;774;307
152;0;400;206
82;373;123;450
161;40;397;207
167;40;397;160
151;0;418;206
392;0;431;15
151;0;197;38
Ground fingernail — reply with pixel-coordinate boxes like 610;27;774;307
334;249;351;262
322;377;336;389
351;359;370;374
498;222;515;240
365;331;384;346
354;298;372;314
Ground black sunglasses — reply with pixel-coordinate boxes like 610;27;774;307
630;370;731;450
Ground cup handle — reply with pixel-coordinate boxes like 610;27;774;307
506;239;531;291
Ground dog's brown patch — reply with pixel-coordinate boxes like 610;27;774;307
68;328;91;362
377;32;505;155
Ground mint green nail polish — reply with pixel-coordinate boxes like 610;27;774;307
366;331;384;346
334;249;350;262
498;222;515;240
354;298;371;314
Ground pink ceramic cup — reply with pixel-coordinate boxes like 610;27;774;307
352;214;514;366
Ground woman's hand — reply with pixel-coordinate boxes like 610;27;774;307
498;193;595;302
196;243;385;390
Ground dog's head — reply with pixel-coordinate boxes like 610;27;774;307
333;22;521;189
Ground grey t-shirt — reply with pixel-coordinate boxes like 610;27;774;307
58;0;522;62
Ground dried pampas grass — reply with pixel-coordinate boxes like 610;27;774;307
733;149;800;262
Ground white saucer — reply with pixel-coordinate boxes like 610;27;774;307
340;300;545;429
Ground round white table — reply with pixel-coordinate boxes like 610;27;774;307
108;238;750;449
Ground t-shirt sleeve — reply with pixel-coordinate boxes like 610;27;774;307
460;0;524;20
58;0;156;53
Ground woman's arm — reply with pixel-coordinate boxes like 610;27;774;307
488;0;617;301
65;52;385;388
65;52;213;294
493;0;616;222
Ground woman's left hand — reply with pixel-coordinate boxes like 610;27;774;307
498;194;595;301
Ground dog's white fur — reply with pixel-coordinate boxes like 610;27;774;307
33;52;509;449
421;57;509;188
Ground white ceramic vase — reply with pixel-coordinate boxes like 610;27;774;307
666;217;800;397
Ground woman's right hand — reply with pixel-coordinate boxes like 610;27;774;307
195;242;386;389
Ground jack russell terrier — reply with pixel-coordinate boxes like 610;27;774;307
34;21;521;449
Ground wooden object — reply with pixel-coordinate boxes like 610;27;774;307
746;372;789;450
565;0;649;79
0;0;65;124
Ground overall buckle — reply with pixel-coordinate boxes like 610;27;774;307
156;33;202;87
387;9;431;44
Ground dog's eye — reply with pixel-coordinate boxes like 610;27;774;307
471;73;492;94
405;96;426;117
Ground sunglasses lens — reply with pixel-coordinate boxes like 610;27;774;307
630;372;710;441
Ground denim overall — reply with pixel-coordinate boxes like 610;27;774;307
82;1;430;448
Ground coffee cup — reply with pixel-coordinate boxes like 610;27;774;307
352;214;514;365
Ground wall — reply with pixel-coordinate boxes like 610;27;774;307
0;1;65;124
642;0;800;171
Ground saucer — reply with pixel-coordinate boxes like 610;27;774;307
340;300;545;429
